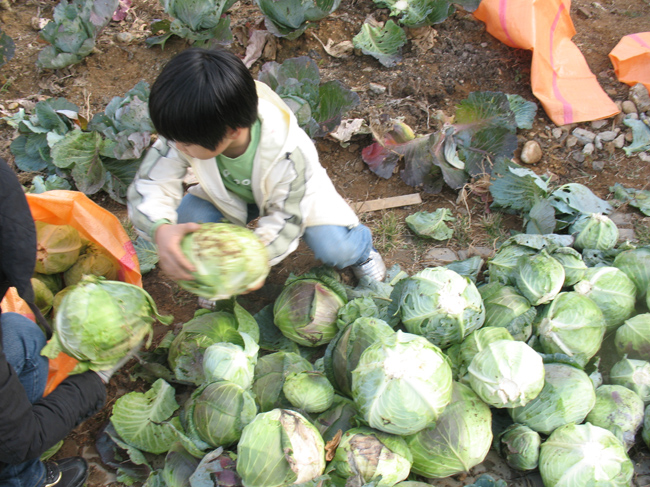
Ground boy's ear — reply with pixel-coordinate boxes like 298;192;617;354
227;127;242;140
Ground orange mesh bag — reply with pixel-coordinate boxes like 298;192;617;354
609;33;650;93
0;190;142;394
474;0;620;126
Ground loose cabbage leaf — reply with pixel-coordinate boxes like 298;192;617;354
111;378;180;454
406;208;455;240
611;183;650;216
0;27;15;67
95;423;153;484
622;116;650;155
353;20;407;67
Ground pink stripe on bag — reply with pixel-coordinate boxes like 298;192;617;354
499;0;515;46
630;33;650;49
550;3;573;125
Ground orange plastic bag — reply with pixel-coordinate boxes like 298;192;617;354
609;33;650;93
474;0;620;126
0;190;142;395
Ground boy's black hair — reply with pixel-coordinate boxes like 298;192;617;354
149;48;258;150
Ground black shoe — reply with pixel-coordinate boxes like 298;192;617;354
44;457;89;487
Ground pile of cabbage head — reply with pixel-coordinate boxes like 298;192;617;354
102;214;650;487
31;222;122;319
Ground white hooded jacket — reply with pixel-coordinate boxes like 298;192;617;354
127;81;360;265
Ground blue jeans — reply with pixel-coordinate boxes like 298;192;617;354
0;313;49;487
177;194;372;268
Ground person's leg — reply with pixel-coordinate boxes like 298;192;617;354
1;313;49;402
177;193;226;224
0;313;49;487
303;224;373;268
177;195;259;225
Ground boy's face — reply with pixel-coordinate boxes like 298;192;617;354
174;139;230;160
173;127;249;160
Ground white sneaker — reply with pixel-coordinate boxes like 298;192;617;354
197;297;217;310
352;249;387;282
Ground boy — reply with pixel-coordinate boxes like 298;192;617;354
127;48;386;303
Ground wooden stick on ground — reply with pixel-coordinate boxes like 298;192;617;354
351;193;422;213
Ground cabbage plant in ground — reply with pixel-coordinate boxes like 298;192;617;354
146;0;236;48
37;0;119;69
374;0;481;27
362;92;537;193
330;427;412;486
351;330;453;435
258;56;359;138
389;266;485;349
406;381;492;479
178;223;270;301
467;339;544;408
236;409;325;487
509;362;596;435
539;423;633;487
255;0;341;39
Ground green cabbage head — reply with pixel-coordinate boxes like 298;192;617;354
352;330;453;435
178;223;270;300
406;381;492;478
390;267;485;349
41;275;172;373
236;409;325;487
331;427;412;486
509;362;595;435
467;340;544;408
539;423;633;487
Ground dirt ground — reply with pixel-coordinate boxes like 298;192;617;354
1;0;650;485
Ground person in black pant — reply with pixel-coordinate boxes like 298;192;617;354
0;158;107;487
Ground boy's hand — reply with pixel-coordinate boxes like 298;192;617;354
155;223;201;280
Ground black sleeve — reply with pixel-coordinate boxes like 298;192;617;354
0;344;106;466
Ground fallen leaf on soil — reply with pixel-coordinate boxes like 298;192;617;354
312;33;354;59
